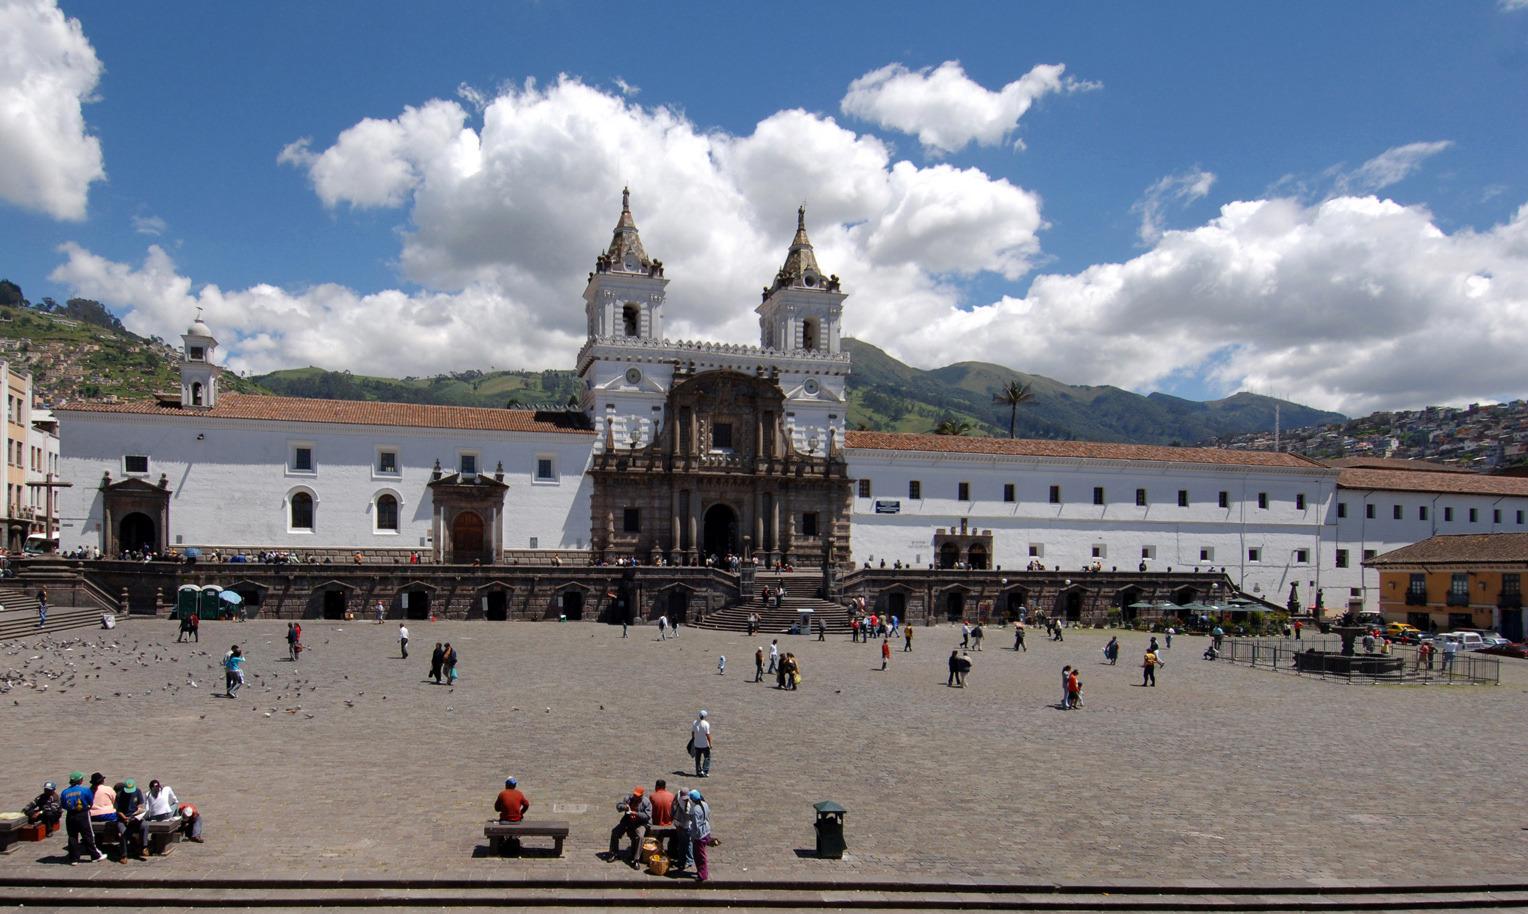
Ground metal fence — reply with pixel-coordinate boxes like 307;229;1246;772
1218;637;1499;685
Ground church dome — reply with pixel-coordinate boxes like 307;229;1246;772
187;320;211;337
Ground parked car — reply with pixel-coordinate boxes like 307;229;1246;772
1385;622;1421;642
1435;631;1485;652
1397;630;1431;645
1476;641;1528;659
1473;632;1511;650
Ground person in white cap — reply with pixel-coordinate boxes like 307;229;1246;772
690;710;713;777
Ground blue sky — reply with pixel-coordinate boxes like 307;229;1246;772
3;1;1528;416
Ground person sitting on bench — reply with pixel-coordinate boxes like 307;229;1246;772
114;779;149;861
492;777;530;854
23;781;61;832
143;779;195;846
608;786;649;867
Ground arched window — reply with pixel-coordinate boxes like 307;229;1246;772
802;318;819;351
622;304;639;337
290;491;314;530
191;382;204;406
376;493;398;531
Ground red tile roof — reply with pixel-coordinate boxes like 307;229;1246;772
1323;457;1471;473
1335;467;1528;497
1366;533;1528;566
55;393;595;435
844;431;1324;468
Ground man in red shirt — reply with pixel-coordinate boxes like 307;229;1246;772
647;780;674;828
495;778;529;821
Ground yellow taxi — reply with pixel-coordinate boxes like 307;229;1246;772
1385;622;1421;641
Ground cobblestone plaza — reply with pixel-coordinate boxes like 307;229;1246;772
2;619;1526;889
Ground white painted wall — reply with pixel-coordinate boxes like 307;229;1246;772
56;411;594;555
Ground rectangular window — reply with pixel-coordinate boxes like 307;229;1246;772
1504;573;1521;595
623;508;640;533
1178;489;1189;508
1337;502;1347;518
1494;509;1502;524
378;451;398;473
1003;483;1015;503
1258;492;1269;509
1028;544;1044;557
1366;503;1376;519
124;455;149;475
1445;507;1454;522
1141;546;1156;559
1248;547;1261;562
1519;510;1525;525
1335;549;1349;568
1136;488;1148;507
1219;491;1229;509
535;457;556;481
1200;547;1215;562
1093;486;1105;506
711;422;733;450
459;454;477;476
1393;504;1403;520
1295;548;1309;563
1469;507;1479;523
1363;549;1376;561
1049;485;1061;504
1409;573;1426;595
188;346;204;362
292;447;313;472
1419;506;1428;521
1296;493;1306;510
1450;573;1469;596
909;480;921;499
957;481;970;501
858;479;872;498
802;512;819;537
1091;544;1106;558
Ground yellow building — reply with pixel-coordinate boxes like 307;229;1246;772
2;363;30;552
1367;533;1527;640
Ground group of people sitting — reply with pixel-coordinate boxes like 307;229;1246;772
27;772;202;865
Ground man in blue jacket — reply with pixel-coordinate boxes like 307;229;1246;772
60;772;104;865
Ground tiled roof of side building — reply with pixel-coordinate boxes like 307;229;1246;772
1336;467;1528;497
1322;456;1472;473
54;393;597;435
1366;533;1528;566
843;431;1325;468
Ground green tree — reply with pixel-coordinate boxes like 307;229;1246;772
992;380;1034;439
933;417;972;436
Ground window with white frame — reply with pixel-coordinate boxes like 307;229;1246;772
1091;544;1107;559
124;455;149;475
289;443;315;473
1247;547;1262;562
1028;543;1044;557
458;452;479;477
375;493;399;532
1141;545;1156;560
534;454;558;483
376;448;399;475
1200;546;1215;562
1295;548;1309;563
289;490;315;531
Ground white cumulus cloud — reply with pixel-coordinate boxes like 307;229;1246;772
1133;169;1216;243
0;0;105;220
840;60;1096;154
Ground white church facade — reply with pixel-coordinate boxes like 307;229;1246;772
49;193;1528;625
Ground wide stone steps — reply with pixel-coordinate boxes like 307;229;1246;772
0;603;107;641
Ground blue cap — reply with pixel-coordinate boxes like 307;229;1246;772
505;777;517;787
689;789;701;800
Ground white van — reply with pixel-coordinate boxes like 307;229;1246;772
22;533;58;555
1435;631;1485;652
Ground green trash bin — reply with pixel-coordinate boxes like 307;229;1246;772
813;801;846;858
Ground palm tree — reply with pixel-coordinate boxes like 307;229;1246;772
992;380;1034;439
933;417;972;436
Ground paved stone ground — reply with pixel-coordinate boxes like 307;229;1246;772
2;618;1527;887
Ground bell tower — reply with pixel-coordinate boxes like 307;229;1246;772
583;188;668;342
757;207;845;353
179;309;219;409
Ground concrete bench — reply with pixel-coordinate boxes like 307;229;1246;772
483;819;569;857
0;815;25;855
91;817;184;857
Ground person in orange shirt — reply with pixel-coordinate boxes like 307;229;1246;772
881;638;891;670
495;778;529;821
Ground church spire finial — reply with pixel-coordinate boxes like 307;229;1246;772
797;205;806;231
622;186;630;214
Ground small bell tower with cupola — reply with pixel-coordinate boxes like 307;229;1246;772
757;207;846;354
180;309;220;409
583;188;669;342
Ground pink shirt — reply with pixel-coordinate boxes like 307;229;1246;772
90;784;116;817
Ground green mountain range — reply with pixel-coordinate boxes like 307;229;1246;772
251;338;1344;445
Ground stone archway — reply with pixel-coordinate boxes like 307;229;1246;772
702;503;738;560
452;511;485;564
939;542;960;569
119;512;157;554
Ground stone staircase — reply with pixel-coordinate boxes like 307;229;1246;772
0;600;108;641
693;572;853;633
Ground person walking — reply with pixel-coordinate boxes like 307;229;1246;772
767;639;779;674
754;646;765;682
37;586;47;628
621;616;628;638
881;638;891;670
189;612;199;642
1065;668;1081;709
1165;627;1175;650
375;601;386;624
691;710;714;777
224;646;246;697
903;623;914;652
954;651;972;687
178;613;193;643
398;623;409;659
1014;621;1026;651
717;654;726;676
60;772;103;866
444;643;459;683
287;623;300;661
657;615;669;640
1294;619;1303;642
1142;647;1162;686
1104;636;1118;664
1060;665;1073;707
687;789;712;882
948;649;961;687
971;623;984;651
960;622;971;648
430;643;445;684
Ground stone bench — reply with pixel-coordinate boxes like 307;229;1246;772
0;815;25;855
91;817;184;857
483;819;569;857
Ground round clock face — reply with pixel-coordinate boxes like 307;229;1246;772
626;367;643;385
623;255;640;271
803;378;820;395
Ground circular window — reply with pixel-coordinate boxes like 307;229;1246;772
625;367;642;385
803;378;820;395
804;274;816;287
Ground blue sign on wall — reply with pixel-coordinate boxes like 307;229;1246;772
874;500;901;514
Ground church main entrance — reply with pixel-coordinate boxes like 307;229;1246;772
702;504;739;560
451;511;485;564
120;512;157;554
